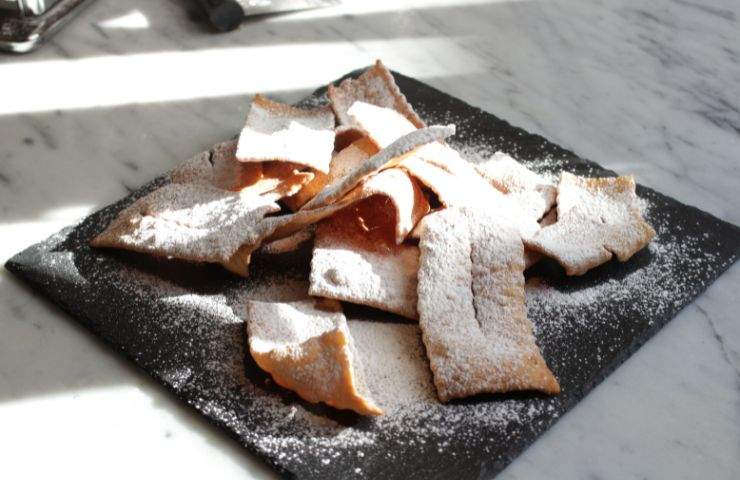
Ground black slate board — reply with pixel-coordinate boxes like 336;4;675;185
6;69;740;480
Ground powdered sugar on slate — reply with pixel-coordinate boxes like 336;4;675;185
16;78;736;479
65;122;730;479
93;248;567;472
527;234;721;335
78;178;730;479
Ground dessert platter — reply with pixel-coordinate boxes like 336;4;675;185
6;62;739;479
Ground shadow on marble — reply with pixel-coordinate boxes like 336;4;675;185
2;0;529;62
2;0;736;66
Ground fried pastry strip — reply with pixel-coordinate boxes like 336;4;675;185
246;299;383;416
236;94;335;173
526;173;655;275
417;207;560;402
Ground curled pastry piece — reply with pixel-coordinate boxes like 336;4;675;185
222;130;443;277
328;59;426;130
265;164;430;247
246;299;383;416
236;94;335;173
351;168;430;243
417;207;560;402
255;162;315;202
342;100;491;203
345;102;535;234
309;183;426;320
227;191;380;273
476;152;556;221
402;144;546;243
301;125;456;210
526;173;655;276
283;137;378;211
401;143;504;207
91;183;280;265
343;102;517;214
334;125;368;152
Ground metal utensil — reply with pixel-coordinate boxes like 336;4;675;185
197;0;339;32
0;0;96;53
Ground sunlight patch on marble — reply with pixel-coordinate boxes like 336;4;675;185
97;9;150;30
0;222;63;262
0;204;94;262
37;205;96;222
0;38;484;115
0;384;275;478
0;204;94;227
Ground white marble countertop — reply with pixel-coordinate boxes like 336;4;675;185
1;1;738;478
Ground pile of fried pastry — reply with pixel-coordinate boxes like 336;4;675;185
92;61;655;415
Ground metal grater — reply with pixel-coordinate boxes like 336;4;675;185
0;0;96;53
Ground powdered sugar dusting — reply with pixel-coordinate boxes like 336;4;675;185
92;250;570;474
527;234;721;337
19;76;737;479
527;173;656;275
82;149;731;479
91;182;280;263
349;321;435;409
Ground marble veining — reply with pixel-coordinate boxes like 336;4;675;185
0;1;738;479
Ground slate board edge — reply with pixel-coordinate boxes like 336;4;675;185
4;66;740;479
6;240;739;479
3;248;295;478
